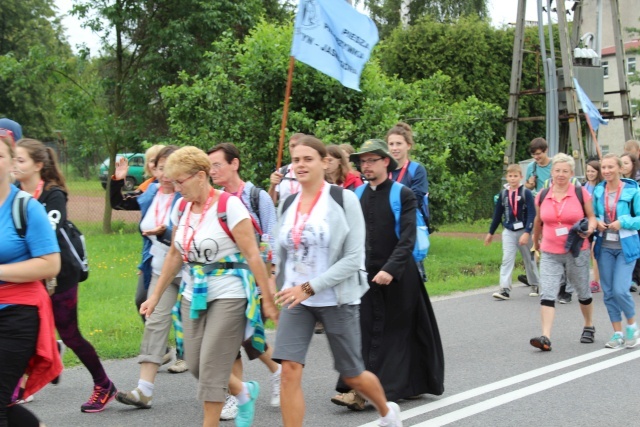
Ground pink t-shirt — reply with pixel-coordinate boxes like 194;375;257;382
538;185;591;254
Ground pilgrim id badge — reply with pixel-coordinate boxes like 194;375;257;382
605;232;620;242
555;227;569;236
512;222;524;230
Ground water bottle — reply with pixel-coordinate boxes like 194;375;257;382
259;234;272;265
46;277;57;295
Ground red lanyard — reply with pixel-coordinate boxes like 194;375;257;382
33;180;44;199
508;189;518;218
154;192;175;227
389;160;409;181
292;183;324;250
232;182;245;199
550;186;568;225
605;182;624;222
181;188;215;262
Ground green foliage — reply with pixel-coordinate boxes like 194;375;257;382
162;21;505;223
55;56;116;178
378;16;549;161
0;0;72;138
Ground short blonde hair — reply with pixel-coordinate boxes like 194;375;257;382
144;144;165;177
164;146;211;179
506;164;522;175
551;153;575;172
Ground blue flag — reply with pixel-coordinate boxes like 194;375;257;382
291;0;379;91
573;78;608;131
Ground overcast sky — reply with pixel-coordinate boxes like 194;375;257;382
54;0;559;54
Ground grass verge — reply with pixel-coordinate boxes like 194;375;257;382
66;178;105;198
424;234;508;296
65;232;146;367
436;220;490;234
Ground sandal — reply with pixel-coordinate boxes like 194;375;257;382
580;326;596;343
530;335;552;351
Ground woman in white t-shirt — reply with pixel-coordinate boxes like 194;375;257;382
272;136;402;427
140;146;277;427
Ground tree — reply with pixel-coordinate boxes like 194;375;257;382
162;21;506;223
0;0;72;139
360;0;488;39
70;0;286;231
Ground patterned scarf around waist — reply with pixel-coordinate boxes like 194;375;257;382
171;253;265;356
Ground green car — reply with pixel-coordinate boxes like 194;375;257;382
99;153;146;191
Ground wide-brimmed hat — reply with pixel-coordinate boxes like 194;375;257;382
350;139;398;172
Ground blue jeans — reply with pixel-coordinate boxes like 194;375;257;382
597;248;637;323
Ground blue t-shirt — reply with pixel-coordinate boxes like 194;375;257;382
525;161;552;192
0;185;60;308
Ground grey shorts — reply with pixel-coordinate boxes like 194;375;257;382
272;304;365;378
539;249;592;302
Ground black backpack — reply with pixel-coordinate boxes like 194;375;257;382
12;191;89;283
249;185;262;230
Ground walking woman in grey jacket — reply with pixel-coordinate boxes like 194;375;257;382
272;136;402;427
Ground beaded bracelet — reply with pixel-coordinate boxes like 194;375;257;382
301;282;315;296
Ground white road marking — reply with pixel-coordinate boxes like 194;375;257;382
413;349;640;426
356;348;621;427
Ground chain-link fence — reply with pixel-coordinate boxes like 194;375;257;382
63;175;141;227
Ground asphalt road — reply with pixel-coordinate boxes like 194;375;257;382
26;284;640;426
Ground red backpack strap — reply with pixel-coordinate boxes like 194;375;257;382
177;198;188;219
217;191;235;242
219;191;264;242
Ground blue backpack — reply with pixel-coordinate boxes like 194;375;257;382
355;182;430;262
403;162;430;222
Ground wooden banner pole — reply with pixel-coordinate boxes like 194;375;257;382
276;56;296;170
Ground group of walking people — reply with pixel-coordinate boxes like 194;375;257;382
0;117;445;427
488;136;640;353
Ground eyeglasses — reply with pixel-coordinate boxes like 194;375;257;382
210;163;225;171
171;172;198;187
359;157;384;166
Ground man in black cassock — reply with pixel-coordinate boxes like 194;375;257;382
332;139;444;410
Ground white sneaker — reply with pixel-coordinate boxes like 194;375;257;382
625;326;640;348
220;394;238;420
270;369;281;407
167;359;188;374
378;402;402;427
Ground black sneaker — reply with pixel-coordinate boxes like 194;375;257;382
558;292;572;304
492;289;510;300
530;335;552;351
518;275;531;286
